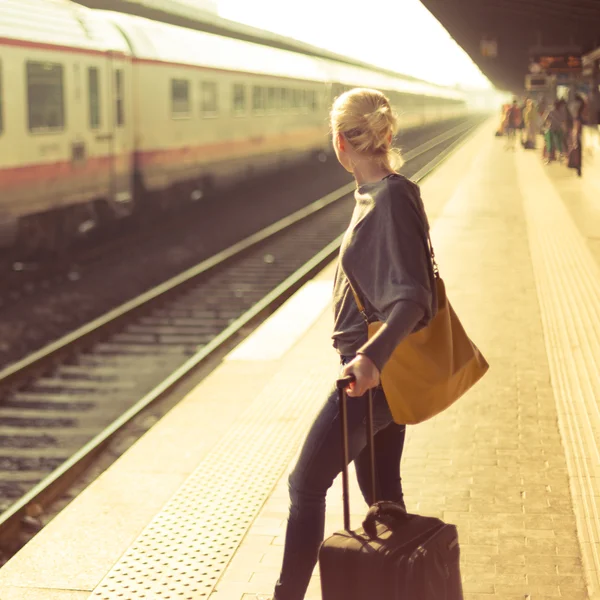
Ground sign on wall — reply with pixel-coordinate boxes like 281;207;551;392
530;52;582;74
481;37;498;58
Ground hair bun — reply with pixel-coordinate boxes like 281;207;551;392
330;87;402;168
364;106;393;151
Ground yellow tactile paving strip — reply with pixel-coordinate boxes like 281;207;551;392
518;150;600;596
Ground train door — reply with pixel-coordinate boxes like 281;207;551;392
86;62;112;211
106;52;134;217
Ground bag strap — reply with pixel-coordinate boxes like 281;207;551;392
346;278;368;322
345;230;439;320
427;230;440;278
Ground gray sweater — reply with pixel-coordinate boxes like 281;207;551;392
332;174;438;372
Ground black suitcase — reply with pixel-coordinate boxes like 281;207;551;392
318;376;464;600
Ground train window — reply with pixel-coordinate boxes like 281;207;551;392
279;87;288;110
200;81;218;115
27;61;65;132
292;89;301;109
115;69;124;127
309;91;318;112
267;87;277;111
171;79;191;117
232;83;246;113
252;86;265;112
88;67;101;129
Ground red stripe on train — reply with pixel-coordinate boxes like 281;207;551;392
0;156;118;188
0;128;327;187
0;36;129;59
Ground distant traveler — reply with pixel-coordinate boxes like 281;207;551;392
505;100;520;150
543;100;565;163
517;99;526;145
522;99;539;149
266;88;438;600
568;94;585;177
496;103;509;136
558;99;572;161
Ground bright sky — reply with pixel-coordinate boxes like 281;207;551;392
218;0;492;90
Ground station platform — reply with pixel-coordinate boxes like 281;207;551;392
1;118;600;600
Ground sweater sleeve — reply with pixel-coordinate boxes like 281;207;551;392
357;300;424;372
345;179;434;372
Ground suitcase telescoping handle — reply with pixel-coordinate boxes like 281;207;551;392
336;375;377;532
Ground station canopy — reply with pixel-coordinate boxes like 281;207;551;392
420;0;600;92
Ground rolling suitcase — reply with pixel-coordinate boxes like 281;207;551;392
318;375;464;600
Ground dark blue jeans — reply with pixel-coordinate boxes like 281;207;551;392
273;361;406;600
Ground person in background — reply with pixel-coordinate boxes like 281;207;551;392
504;100;520;150
496;103;509;137
568;94;585;177
518;98;529;144
522;99;539;149
557;99;572;162
542;101;564;163
538;97;547;119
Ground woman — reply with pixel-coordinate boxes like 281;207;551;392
568;95;585;177
504;100;520;150
496;103;509;136
523;99;539;149
558;99;573;162
268;88;437;600
543;100;565;163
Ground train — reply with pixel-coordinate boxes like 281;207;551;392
0;0;469;256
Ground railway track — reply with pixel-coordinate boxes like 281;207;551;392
0;117;483;557
0;119;479;375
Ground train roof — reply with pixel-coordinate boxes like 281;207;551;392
78;0;464;98
319;58;464;100
0;0;130;54
100;11;464;101
0;0;464;102
79;0;413;77
101;11;330;83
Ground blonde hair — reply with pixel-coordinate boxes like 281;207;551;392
330;88;403;170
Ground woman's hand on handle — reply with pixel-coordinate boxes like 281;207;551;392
342;354;380;397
